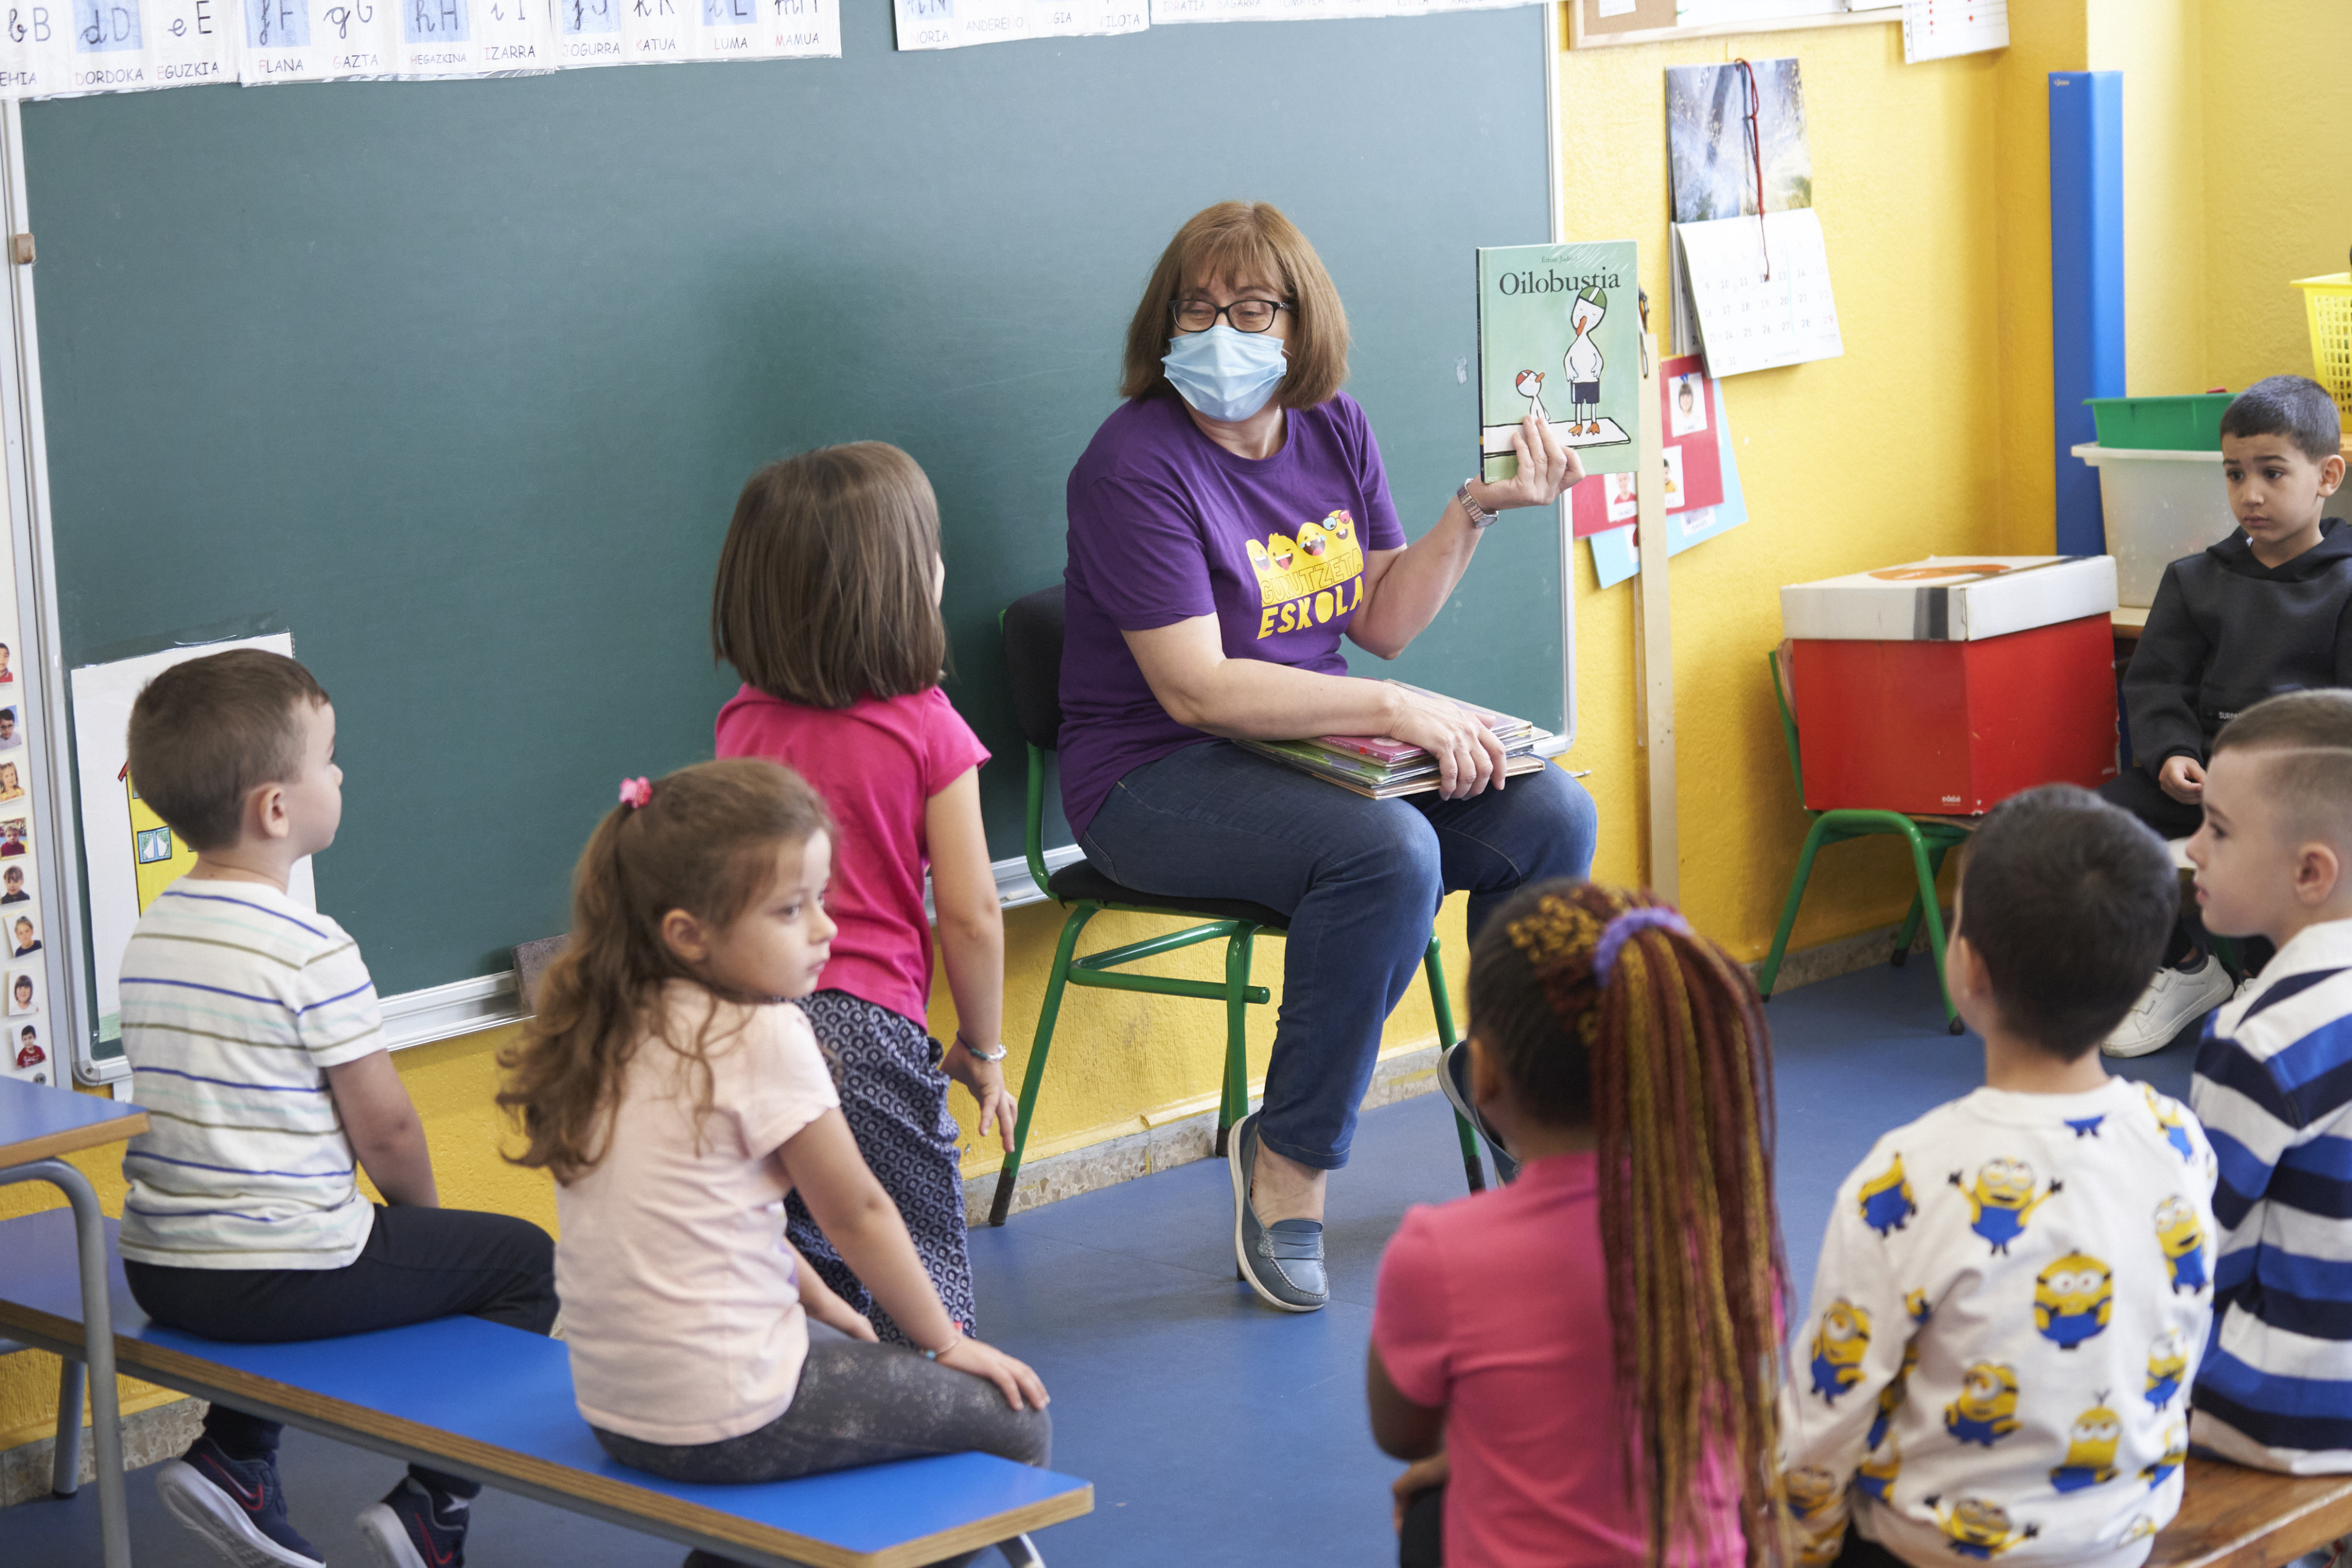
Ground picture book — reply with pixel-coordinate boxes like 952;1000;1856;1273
1245;682;1552;798
1476;240;1640;484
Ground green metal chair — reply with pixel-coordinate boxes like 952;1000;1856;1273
1758;649;1971;1034
988;586;1488;1226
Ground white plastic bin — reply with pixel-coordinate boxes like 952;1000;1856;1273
2072;443;2234;607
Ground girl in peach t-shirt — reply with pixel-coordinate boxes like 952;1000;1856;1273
500;760;1048;1566
1368;882;1785;1568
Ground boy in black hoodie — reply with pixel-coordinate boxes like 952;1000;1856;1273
2100;374;2349;1056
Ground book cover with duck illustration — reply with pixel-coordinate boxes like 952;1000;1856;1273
1477;240;1639;483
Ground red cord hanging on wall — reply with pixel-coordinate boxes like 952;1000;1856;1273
1734;56;1770;280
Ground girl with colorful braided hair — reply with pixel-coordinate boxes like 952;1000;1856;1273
1367;879;1789;1568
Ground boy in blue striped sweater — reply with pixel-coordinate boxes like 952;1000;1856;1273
118;650;556;1568
2183;689;2352;1474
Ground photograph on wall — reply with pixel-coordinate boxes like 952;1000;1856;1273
2;861;34;906
1667;56;1811;224
11;967;37;1015
11;912;39;958
14;1022;42;1072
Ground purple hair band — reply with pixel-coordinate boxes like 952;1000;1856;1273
1592;905;1690;985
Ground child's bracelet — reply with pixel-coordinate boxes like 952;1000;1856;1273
920;1329;964;1362
953;1031;1008;1062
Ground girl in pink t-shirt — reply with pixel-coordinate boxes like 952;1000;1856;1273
710;442;1011;1349
502;760;1048;1564
1368;881;1787;1568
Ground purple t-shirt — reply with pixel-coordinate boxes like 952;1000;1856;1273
1058;391;1407;837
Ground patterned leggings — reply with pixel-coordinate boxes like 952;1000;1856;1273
787;991;977;1348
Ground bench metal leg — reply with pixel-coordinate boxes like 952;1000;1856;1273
999;1533;1043;1566
1;1159;131;1568
53;1348;85;1496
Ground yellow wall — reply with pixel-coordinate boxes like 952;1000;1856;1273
13;0;2348;1462
2194;0;2352;396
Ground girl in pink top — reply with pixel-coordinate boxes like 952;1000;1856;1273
1368;881;1788;1568
502;760;1048;1568
711;443;1013;1347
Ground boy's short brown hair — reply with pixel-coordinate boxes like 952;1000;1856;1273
2211;690;2352;849
710;442;948;711
2220;375;2343;464
1119;200;1351;410
126;650;328;852
1959;784;2177;1059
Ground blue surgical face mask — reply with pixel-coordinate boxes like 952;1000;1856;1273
1161;324;1288;423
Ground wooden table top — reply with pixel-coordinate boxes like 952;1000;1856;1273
2149;1455;2352;1568
0;1075;146;1169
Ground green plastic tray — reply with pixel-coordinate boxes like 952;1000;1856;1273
2084;393;2233;451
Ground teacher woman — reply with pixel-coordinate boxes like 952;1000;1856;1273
1059;200;1599;1312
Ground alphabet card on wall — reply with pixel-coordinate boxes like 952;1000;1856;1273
893;0;1141;52
1476;240;1638;484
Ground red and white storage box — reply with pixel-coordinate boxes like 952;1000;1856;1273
1779;556;2119;816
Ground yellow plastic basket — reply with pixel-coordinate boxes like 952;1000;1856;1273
2294;272;2352;417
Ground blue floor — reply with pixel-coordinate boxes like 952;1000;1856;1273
12;961;2203;1567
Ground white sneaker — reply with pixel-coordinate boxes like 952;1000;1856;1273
2102;954;2236;1058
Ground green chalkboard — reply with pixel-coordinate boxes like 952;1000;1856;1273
23;6;1561;999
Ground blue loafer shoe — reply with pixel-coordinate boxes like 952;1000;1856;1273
1229;1111;1328;1312
1439;1039;1519;1185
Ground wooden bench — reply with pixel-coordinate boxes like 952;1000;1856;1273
2151;1456;2352;1568
0;1209;1090;1567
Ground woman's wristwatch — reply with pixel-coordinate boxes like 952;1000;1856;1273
1456;479;1499;530
953;1031;1008;1062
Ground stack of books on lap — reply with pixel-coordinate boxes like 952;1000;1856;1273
1237;684;1553;800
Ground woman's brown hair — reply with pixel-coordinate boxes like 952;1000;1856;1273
498;758;834;1184
1118;200;1350;409
1468;880;1788;1566
711;442;949;710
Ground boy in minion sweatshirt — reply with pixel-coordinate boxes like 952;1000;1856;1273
1780;785;2217;1568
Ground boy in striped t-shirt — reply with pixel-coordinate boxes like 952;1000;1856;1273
117;650;555;1568
2184;690;2352;1476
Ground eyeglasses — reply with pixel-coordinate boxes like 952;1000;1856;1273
1171;298;1293;334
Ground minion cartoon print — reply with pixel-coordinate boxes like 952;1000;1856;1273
1923;1496;2039;1560
1786;1465;1842;1530
2143;1084;2197;1164
1809;1299;1873;1403
1943;1362;2021;1447
2154;1196;2209;1294
2065;1115;2104;1138
2049;1401;2122;1493
2141;1420;2187;1488
1905;1289;1933;1327
1859;1152;1918;1236
2033;1252;2115;1349
2145;1329;2189;1410
1786;1464;1847;1567
2120;1514;2158;1547
1857;1438;1901;1504
1868;1339;1919;1450
1251;513;1365;641
1949;1159;2062;1255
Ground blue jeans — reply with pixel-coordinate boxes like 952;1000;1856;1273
1077;740;1598;1170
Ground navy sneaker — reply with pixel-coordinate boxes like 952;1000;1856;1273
1228;1111;1327;1312
356;1476;470;1568
153;1435;323;1568
1438;1039;1519;1185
